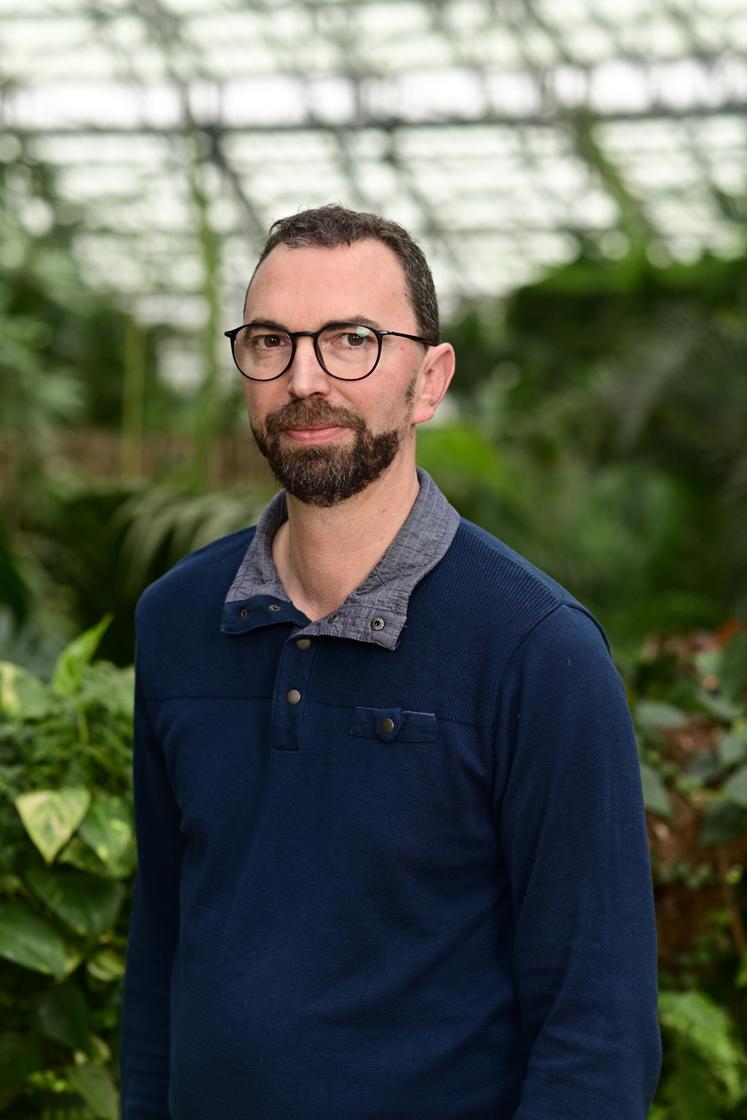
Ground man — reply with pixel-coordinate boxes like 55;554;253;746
121;205;661;1119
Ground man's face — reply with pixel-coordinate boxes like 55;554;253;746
241;239;437;507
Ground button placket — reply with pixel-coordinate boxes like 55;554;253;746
269;632;317;752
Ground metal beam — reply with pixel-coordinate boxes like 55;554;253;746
8;98;747;139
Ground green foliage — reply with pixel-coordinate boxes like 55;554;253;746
656;991;747;1119
634;629;747;1118
0;136;174;445
435;249;747;644
6;478;269;669
632;630;747;837
0;509;28;627
116;485;268;599
0;620;134;1117
0;138;190;672
16;788;91;865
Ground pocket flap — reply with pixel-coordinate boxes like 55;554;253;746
350;706;437;743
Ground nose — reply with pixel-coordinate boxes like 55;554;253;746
286;335;330;398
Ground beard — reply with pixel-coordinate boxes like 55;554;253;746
251;395;409;508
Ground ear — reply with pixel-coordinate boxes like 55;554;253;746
411;342;456;426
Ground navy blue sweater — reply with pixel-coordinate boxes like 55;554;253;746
121;517;661;1119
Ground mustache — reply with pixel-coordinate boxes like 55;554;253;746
263;398;366;437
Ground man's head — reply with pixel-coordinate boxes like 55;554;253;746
236;207;454;507
248;204;440;346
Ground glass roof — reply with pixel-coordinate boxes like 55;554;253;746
1;0;746;323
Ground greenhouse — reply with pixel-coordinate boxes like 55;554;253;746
1;1;747;1116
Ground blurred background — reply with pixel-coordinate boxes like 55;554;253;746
1;1;747;1116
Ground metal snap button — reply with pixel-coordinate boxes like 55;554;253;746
268;603;281;612
286;689;301;705
296;638;311;650
380;717;395;734
371;617;385;631
328;613;339;622
239;608;248;619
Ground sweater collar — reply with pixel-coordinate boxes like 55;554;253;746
221;468;459;650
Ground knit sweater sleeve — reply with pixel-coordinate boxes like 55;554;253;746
492;603;661;1119
120;658;184;1119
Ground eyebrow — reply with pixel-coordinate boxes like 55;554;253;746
242;315;384;331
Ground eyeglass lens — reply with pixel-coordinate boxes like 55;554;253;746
233;324;379;380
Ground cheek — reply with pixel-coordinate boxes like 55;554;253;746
375;396;416;437
243;383;276;425
241;381;254;412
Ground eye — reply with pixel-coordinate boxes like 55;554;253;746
254;332;285;350
344;330;370;348
327;325;375;349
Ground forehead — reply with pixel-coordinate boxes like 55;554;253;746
244;239;413;328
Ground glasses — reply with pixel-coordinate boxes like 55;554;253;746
224;321;433;382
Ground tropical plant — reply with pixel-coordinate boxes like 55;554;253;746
0;618;134;1118
438;249;747;643
638;625;747;1117
652;990;747;1119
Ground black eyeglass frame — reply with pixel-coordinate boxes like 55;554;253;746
224;321;434;382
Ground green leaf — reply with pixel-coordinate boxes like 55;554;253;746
635;700;688;733
87;947;125;983
0;900;71;979
693;648;722;681
88;1034;112;1063
51;616;112;698
32;982;92;1054
700;801;747;846
0;1032;44;1094
15;788;91;864
59;834;136;881
0;661;51;721
685;750;721;784
640;761;672;818
724;763;747;809
720;633;747;702
57;837;113;878
658;990;747;1105
78;796;133;869
718;728;747;769
68;1063;118;1120
694;687;743;723
79;663;134;720
25;863;125;939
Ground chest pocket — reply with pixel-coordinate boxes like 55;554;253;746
350;706;437;744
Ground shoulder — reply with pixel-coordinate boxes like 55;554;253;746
427;517;610;655
135;525;257;634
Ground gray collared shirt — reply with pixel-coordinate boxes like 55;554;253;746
223;468;460;651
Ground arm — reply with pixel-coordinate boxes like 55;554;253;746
120;660;185;1119
493;604;661;1119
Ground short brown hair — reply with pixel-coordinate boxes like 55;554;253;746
250;204;440;344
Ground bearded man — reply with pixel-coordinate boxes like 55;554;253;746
120;205;661;1120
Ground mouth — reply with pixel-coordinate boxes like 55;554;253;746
281;426;350;444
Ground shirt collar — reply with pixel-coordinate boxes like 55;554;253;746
221;468;460;650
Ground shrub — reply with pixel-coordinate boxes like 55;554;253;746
0;618;133;1118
